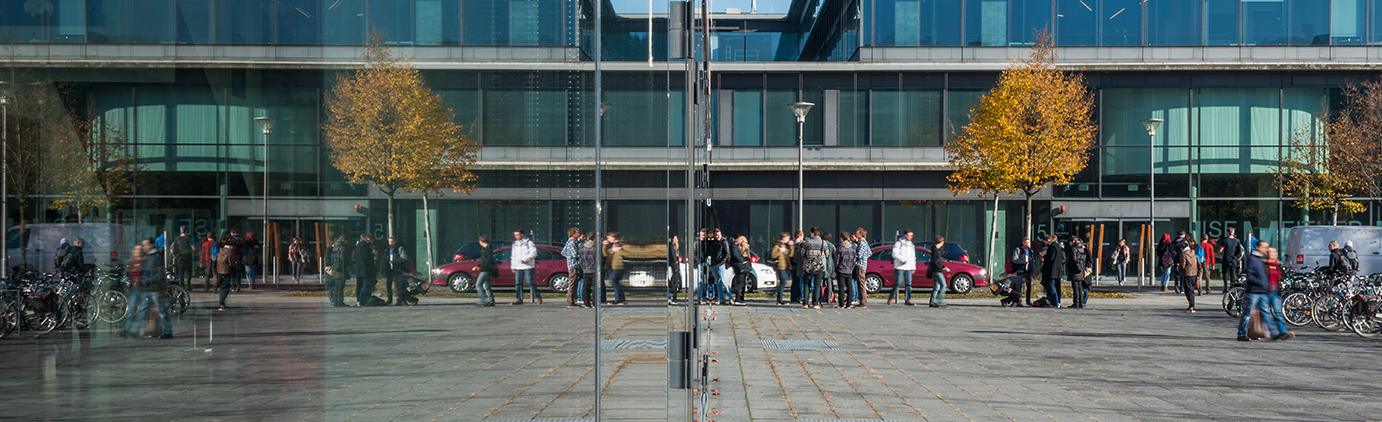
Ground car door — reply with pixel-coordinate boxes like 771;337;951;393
534;248;562;287
869;247;895;289
492;247;515;287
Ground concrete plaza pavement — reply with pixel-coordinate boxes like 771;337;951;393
2;289;1381;421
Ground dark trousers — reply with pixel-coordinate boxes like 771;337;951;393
174;265;191;288
1042;278;1060;307
1070;278;1088;308
202;262;215;291
853;267;868;307
217;274;235;306
1224;265;1241;289
581;272;598;306
790;274;802;303
394;275;415;304
382;272;397;302
836;273;852;306
1182;276;1197;308
730;265;748;301
1023;274;1035;305
356;276;374;304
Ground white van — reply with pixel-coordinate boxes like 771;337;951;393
6;223;127;272
1283;226;1382;274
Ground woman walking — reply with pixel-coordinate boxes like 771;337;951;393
728;235;752;305
473;235;497;306
770;233;794;305
288;238;306;282
1112;239;1130;286
214;234;241;311
1175;239;1199;312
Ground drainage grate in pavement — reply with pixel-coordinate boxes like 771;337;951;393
600;339;667;350
744;307;800;314
762;340;841;350
599;308;666;314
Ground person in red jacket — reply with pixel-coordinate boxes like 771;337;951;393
1198;233;1216;295
199;232;218;292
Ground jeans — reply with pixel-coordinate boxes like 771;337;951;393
326;275;345;306
580;273;597;305
123;287;170;336
891;269;913;302
929;272;946;305
1269;293;1289;334
1042;278;1061;307
1071;279;1089;307
775;270;792;302
245;265;257;286
790;274;802;303
605;269;627;303
1238;293;1287;338
800;273;819;305
174;266;191;288
356;276;374;304
1158;267;1172;288
835;272;853;305
382;272;397;302
708;265;731;303
1115;262;1127;285
292;261;303;280
476;271;494;304
513;268;539;301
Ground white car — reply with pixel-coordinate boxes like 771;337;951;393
675;261;779;291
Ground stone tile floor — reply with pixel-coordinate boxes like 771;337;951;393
1;290;1379;421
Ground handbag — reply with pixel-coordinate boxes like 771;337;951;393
1247;309;1269;340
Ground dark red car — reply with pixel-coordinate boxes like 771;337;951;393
430;245;573;294
861;243;991;294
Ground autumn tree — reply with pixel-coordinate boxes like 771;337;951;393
946;31;1097;242
46;103;143;222
323;34;480;240
1274;113;1366;225
1325;79;1382;205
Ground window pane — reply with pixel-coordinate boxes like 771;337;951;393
277;0;320;45
1;0;47;43
463;0;568;46
1289;0;1330;45
1146;0;1201;45
944;90;984;141
1206;0;1239;45
966;0;1008;46
872;90;940;146
839;89;869;146
215;0;270;44
733;90;763;146
1198;146;1279;175
1101;88;1190;147
1283;88;1329;140
1056;0;1097;46
322;0;366;45
1101;0;1140;46
1333;0;1366;45
765;90;798;147
482;73;569;146
176;0;211;44
605;89;672;146
1242;0;1286;45
1010;0;1052;46
1195;88;1280;147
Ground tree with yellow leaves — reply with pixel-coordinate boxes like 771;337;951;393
46;105;143;223
946;31;1097;244
1274;113;1366;226
323;34;480;239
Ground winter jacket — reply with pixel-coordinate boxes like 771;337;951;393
352;240;376;277
769;243;793;271
800;236;828;274
823;240;836;274
928;244;948;274
562;238;580;270
142;247;166;284
326;240;348;279
385;244;410;273
200;238;217;264
241;238;261;267
510;237;538;270
477;243;499;273
1065;242;1088;279
704;238;730;267
792;238;807;277
1244;251;1269;294
1041;241;1065;280
892;238;916;271
835;240;857;274
1011;246;1034;275
602;242;626;270
1155;238;1174;269
728;242;750;266
1113;245;1131;265
1176;248;1199;277
577;241;597;273
215;243;239;275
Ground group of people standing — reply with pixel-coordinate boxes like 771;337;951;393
320;234;413;307
1005;235;1093;308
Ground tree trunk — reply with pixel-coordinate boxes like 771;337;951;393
1332;208;1339;226
987;193;1000;277
383;188;396;238
1024;190;1035;240
75;205;83;224
422;192;434;277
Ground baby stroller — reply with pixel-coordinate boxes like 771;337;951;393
397;273;429;306
991;274;1023;307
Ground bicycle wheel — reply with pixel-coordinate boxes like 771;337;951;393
1282;292;1313;326
0;301;16;339
165;286;189;315
1222;288;1245;317
67;293;92;330
1312;295;1346;331
96;290;129;324
30;298;62;336
1349;311;1382;338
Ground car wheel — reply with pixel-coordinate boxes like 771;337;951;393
547;273;571;293
448;273;475;293
865;273;883;294
949;274;974;294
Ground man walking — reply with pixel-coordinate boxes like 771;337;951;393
474;235;499;306
1176;239;1199;312
889;231;915;306
1041;235;1065;308
852;229;871;308
511;229;541;305
200;233;217;292
215;234;241;311
1198;234;1216;294
353;234;377;306
1237;240;1293;341
1218;228;1243;292
170;225;196;289
928;236;949;308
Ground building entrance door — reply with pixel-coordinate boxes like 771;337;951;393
266;218;364;284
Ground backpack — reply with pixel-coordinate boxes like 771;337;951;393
1346;249;1360;272
803;238;827;274
1160;250;1175;268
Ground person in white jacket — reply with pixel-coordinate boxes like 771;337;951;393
510;229;541;305
890;230;917;306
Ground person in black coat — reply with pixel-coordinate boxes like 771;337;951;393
352;234;378;306
1040;235;1066;308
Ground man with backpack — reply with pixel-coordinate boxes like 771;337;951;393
1328;241;1358;277
1008;238;1034;307
384;237;412;306
800;227;829;309
1066;236;1090;309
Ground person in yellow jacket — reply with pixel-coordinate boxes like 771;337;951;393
770;233;794;305
602;232;628;305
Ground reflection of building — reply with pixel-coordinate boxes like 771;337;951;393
3;0;1381;276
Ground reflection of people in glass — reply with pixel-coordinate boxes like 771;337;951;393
324;236;348;307
125;239;172;339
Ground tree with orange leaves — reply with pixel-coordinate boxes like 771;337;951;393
324;33;479;239
946;31;1097;242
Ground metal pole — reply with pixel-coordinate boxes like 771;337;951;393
2;94;7;280
593;0;603;417
797;119;804;232
263;129;270;289
1147;130;1154;293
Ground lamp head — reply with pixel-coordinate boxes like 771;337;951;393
254;116;278;134
1140;118;1163;137
790;101;815;123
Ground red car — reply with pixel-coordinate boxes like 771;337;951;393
862;243;991;294
431;245;573;294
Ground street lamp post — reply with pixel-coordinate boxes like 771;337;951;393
790;102;814;232
254;117;277;288
1140;118;1162;293
1;90;7;280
